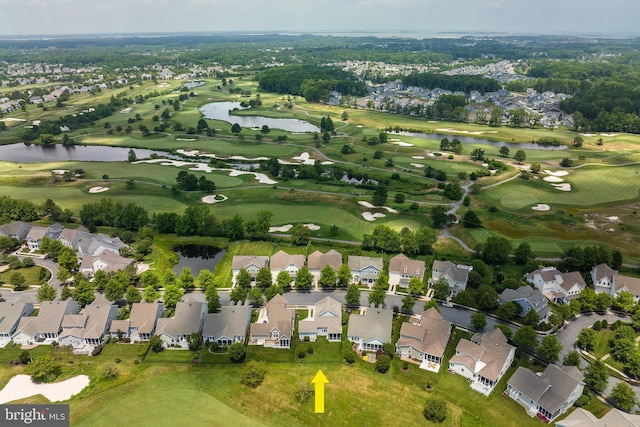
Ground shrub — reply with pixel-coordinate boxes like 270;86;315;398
24;354;61;384
592;321;602;331
303;336;310;342
375;354;391;373
91;345;104;356
298;351;306;359
228;342;246;363
240;361;266;388
294;382;314;403
115;358;121;364
423;398;447;423
307;346;314;355
102;365;119;380
343;348;356;364
574;389;591;407
19;350;31;365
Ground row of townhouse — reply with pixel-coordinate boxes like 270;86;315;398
0;221;133;277
233;251;473;295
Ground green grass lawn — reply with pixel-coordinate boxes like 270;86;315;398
593;329;615;360
0;266;47;287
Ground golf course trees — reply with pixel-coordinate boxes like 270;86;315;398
372;185;388;206
231;123;242;134
480;237;512;266
290;224;310;246
462;210;482;228
514;150;527;164
25;354;62;384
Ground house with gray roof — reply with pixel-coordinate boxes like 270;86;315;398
110;302;164;342
298;296;342;342
249;294;295;349
79;250;134;277
396;307;451;372
499;286;551;322
347;307;393;352
556;407;640;427
270;250;305;282
506;364;584;423
430;260;473;296
231;255;269;287
389;254;425;290
0;301;34;347
12;300;80;345
526;267;586;303
202;302;252;347
58;294;120;353
307;250;343;288
449;328;515;396
348;255;383;288
591;263;640;301
156;300;207;348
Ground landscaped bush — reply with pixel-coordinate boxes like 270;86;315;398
240;361;266;388
375;354;391;373
423;398;447;423
343;348;356;364
91;345;103;356
298;351;306;359
228;342;246;363
294;382;314;403
574;389;591;407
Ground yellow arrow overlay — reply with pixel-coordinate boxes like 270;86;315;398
311;369;329;413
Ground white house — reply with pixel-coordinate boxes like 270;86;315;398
12;300;81;346
506;364;584;423
347;307;393;352
388;254;425;290
231;255;269;287
449;328;515;396
249;294;295;349
396;308;451;372
430;260;473;296
270;250;305;283
526;267;586;303
348;256;383;288
591;263;640;301
202;302;252;347
298;297;342;342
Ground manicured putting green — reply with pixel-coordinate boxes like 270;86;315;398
499;192;540;209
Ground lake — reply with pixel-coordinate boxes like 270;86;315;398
0;143;171;163
172;244;227;276
200;101;320;133
392;131;569;151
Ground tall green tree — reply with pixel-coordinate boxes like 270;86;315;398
255;267;273;290
294;266;313;290
319;265;337;288
539;335;563;362
36;282;57;302
584;360;608;393
345;283;361;307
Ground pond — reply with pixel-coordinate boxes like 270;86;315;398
0;143;172;163
391;131;569;151
172;244;227;276
200;101;320;133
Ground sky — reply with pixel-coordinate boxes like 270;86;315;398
0;0;638;37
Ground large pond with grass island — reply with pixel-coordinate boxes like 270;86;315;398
200;101;320;133
392;131;569;150
172;244;227;276
0;143;172;163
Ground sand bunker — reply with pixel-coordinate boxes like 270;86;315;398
392;141;413;147
201;194;228;204
551;183;572;191
135;159;277;185
544;170;569;177
52;169;69;175
543;176;564;183
427;153;436;157
600;133;619;137
411;156;425;159
0;118;26;122
292;152;315;165
269;224;293;232
0;374;90;404
411;163;424;168
89;186;110;193
362;212;386;221
531;204;550;211
176;138;196;141
356;125;364;128
304;223;321;231
580;133;596;137
607;216;619;221
358;201;398;213
120;107;132;114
